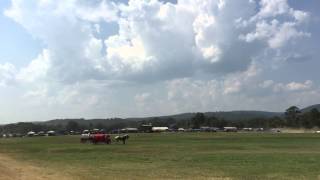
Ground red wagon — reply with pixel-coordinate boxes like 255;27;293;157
91;133;111;144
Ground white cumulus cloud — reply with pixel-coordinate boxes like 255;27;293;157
0;0;317;122
0;63;17;86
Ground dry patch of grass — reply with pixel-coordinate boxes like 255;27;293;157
0;153;72;180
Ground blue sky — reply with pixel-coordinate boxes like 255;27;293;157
0;0;42;67
0;0;319;123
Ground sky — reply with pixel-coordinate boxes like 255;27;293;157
0;0;319;123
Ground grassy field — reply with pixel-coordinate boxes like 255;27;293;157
1;133;320;179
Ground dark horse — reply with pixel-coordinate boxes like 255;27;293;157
114;134;129;144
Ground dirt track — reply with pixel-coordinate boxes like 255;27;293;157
0;154;71;180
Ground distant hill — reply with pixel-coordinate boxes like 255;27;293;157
206;111;283;120
301;104;320;113
31;110;283;128
126;111;282;122
42;118;137;128
51;110;279;124
135;111;282;121
9;104;320;127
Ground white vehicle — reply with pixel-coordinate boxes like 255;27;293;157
243;128;253;131
224;127;237;132
47;130;56;136
27;131;36;137
82;130;90;134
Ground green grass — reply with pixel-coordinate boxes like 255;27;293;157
1;133;320;179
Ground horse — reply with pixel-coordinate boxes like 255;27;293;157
114;134;129;144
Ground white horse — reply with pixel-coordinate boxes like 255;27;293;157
114;134;129;144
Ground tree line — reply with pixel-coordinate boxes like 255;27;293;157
1;106;320;135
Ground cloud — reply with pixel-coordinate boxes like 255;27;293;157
4;0;311;84
134;92;152;112
257;0;289;18
0;63;16;86
16;49;50;83
257;0;309;23
163;77;320;113
4;0;117;84
239;0;310;49
273;80;313;92
286;80;313;91
0;0;317;122
74;0;119;22
241;20;310;49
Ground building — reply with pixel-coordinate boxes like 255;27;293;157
139;124;153;133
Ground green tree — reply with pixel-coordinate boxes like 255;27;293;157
285;106;301;127
309;108;320;128
66;121;80;131
95;123;105;130
191;113;206;128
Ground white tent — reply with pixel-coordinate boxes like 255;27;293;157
152;127;169;132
